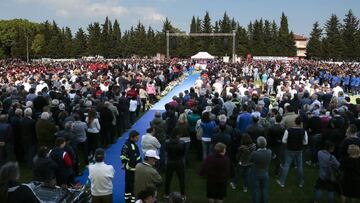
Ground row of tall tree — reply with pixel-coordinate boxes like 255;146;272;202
0;10;358;60
0;12;296;59
307;10;360;60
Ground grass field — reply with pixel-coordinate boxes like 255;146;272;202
156;151;322;203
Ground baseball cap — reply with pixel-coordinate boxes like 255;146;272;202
144;150;160;160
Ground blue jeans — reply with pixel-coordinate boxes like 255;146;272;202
310;134;322;164
232;165;251;188
279;150;304;186
202;141;212;160
315;189;334;203
251;169;269;203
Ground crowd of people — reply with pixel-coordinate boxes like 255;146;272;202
0;59;185;203
0;58;360;203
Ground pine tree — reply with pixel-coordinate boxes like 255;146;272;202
270;20;279;55
263;20;272;55
342;9;359;60
111;19;122;57
47;21;63;58
306;22;323;59
247;21;254;54
73;28;87;57
220;12;231;55
134;22;147;56
323;14;345;60
87;22;101;56
195;17;203;51
147;26;156;56
236;25;249;57
202;11;212;51
189;16;198;54
212;21;222;56
252;19;265;55
278;12;290;55
63;27;73;57
100;17;111;57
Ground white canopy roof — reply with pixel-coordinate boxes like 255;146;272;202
191;52;214;60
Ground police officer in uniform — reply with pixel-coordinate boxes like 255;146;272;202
121;130;141;203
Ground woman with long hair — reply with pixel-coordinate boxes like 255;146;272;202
86;108;101;160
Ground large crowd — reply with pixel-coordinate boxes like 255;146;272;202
0;58;360;203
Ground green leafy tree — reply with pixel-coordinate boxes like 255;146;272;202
278;12;290;55
73;28;87;57
270;20;280;55
87;22;101;56
47;21;64;58
202;11;212;51
236;25;249;57
306;22;323;59
323;14;345;60
100;17;111;57
31;34;45;56
263;20;272;55
252;19;265;55
111;19;122;57
342;9;359;60
63;27;73;57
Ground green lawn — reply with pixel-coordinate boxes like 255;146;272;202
156;151;322;203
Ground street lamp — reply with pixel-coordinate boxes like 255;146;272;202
25;35;29;63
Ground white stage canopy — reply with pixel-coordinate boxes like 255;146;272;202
191;52;215;60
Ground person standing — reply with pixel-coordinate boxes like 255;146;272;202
49;137;73;186
89;148;115;203
134;150;162;198
277;117;308;188
0;114;14;165
86;109;101;161
230;133;256;192
200;112;217;160
250;137;272;203
141;127;161;154
199;142;231;203
340;144;360;203
129;97;138;125
20;108;37;167
314;141;340;203
164;128;186;199
36;112;57;148
121;130;142;203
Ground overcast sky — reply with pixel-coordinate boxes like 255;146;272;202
1;0;359;36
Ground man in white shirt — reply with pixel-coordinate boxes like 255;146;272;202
267;77;274;94
89;148;115;203
141;127;161;154
129;97;138;124
332;84;344;97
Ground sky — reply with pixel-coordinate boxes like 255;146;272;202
0;0;359;37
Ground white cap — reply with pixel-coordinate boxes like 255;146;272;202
59;103;65;111
144;150;160;160
40;112;50;120
51;99;59;106
25;101;33;108
85;100;92;107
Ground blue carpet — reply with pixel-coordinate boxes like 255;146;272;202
77;73;200;203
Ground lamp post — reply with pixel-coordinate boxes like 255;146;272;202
25;35;29;63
